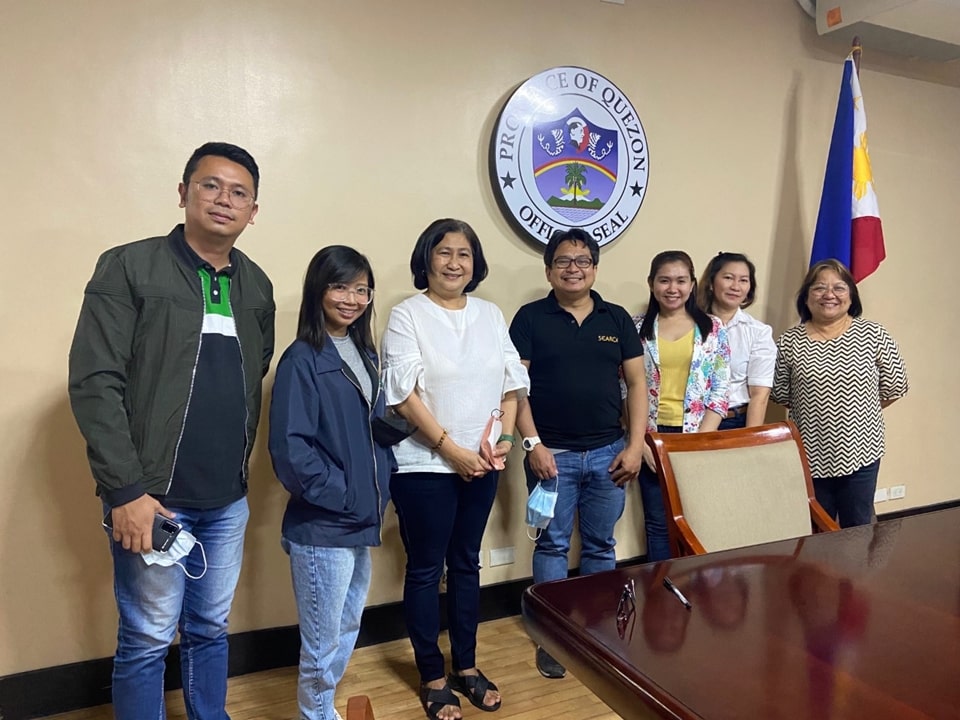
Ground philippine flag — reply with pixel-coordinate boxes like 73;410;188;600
810;53;886;282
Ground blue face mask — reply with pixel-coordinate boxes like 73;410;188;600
526;477;559;540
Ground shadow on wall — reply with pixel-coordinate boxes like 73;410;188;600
235;379;298;628
0;396;115;674
767;72;809;338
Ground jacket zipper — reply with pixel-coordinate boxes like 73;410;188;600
340;354;383;542
165;280;205;495
230;290;251;488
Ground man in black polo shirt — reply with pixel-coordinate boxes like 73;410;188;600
510;228;647;679
69;142;274;719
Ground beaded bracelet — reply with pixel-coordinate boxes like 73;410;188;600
431;429;448;451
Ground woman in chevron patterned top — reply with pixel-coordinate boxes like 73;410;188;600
772;259;908;528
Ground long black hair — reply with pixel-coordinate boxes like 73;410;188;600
297;245;376;352
638;250;713;341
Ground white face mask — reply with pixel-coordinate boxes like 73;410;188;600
141;528;207;580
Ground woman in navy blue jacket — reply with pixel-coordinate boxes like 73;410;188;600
269;245;395;720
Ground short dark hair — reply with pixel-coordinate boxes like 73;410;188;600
543;228;600;268
796;259;863;322
409;218;488;293
698;252;758;314
297;245;376;353
182;142;260;198
638;250;713;341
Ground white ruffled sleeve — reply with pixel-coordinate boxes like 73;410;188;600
499;309;530;397
381;301;424;406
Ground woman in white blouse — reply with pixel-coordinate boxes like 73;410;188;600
697;252;777;429
382;218;529;720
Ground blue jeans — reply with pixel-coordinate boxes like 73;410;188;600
283;540;371;720
813;459;881;528
391;471;499;682
638;425;681;562
526;437;626;584
107;497;248;720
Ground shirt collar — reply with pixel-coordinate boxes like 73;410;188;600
172;224;237;276
725;307;747;327
545;289;608;314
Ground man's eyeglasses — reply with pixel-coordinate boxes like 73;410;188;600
617;579;636;622
552;256;594;269
809;283;850;297
194;179;255;209
616;578;637;639
327;283;374;305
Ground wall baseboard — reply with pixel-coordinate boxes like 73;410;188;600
3;499;956;719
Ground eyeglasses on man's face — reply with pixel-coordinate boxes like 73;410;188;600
194;178;255;209
552;255;595;269
809;283;850;297
326;283;374;305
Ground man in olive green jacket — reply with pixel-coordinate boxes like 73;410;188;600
68;142;274;720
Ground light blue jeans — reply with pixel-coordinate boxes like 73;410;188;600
107;496;249;720
283;540;372;720
526;437;627;584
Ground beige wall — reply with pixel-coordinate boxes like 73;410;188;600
1;0;957;677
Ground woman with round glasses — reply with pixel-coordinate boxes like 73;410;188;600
382;218;528;720
772;259;908;528
631;251;730;561
268;245;394;720
697;252;776;429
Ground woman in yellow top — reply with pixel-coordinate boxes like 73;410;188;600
632;251;730;560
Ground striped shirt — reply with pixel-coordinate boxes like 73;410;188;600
771;317;908;478
166;259;246;508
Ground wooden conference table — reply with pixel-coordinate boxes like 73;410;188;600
522;508;960;720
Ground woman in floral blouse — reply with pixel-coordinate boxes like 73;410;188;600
633;251;730;561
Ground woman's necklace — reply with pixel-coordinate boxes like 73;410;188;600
807;315;852;341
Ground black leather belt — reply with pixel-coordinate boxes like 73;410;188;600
725;405;748;418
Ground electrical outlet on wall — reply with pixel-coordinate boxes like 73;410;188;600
874;487;888;502
889;485;906;500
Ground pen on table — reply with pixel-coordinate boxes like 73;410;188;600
663;577;692;610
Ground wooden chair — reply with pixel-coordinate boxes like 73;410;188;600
346;695;376;720
645;420;839;557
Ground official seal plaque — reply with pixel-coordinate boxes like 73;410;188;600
491;66;649;247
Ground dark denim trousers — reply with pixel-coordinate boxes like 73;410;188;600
638;425;682;562
813;459;881;528
390;470;498;682
718;413;747;430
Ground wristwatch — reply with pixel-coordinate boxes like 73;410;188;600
522;436;542;452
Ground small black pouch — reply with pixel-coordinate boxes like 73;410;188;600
371;412;418;447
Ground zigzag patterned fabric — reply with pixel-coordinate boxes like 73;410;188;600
772;318;908;477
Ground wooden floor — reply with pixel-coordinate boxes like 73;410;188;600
47;616;621;719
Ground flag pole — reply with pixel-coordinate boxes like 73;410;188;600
851;35;862;75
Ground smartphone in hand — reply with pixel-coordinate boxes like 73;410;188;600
102;511;182;552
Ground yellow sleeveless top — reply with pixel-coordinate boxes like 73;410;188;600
657;329;694;427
